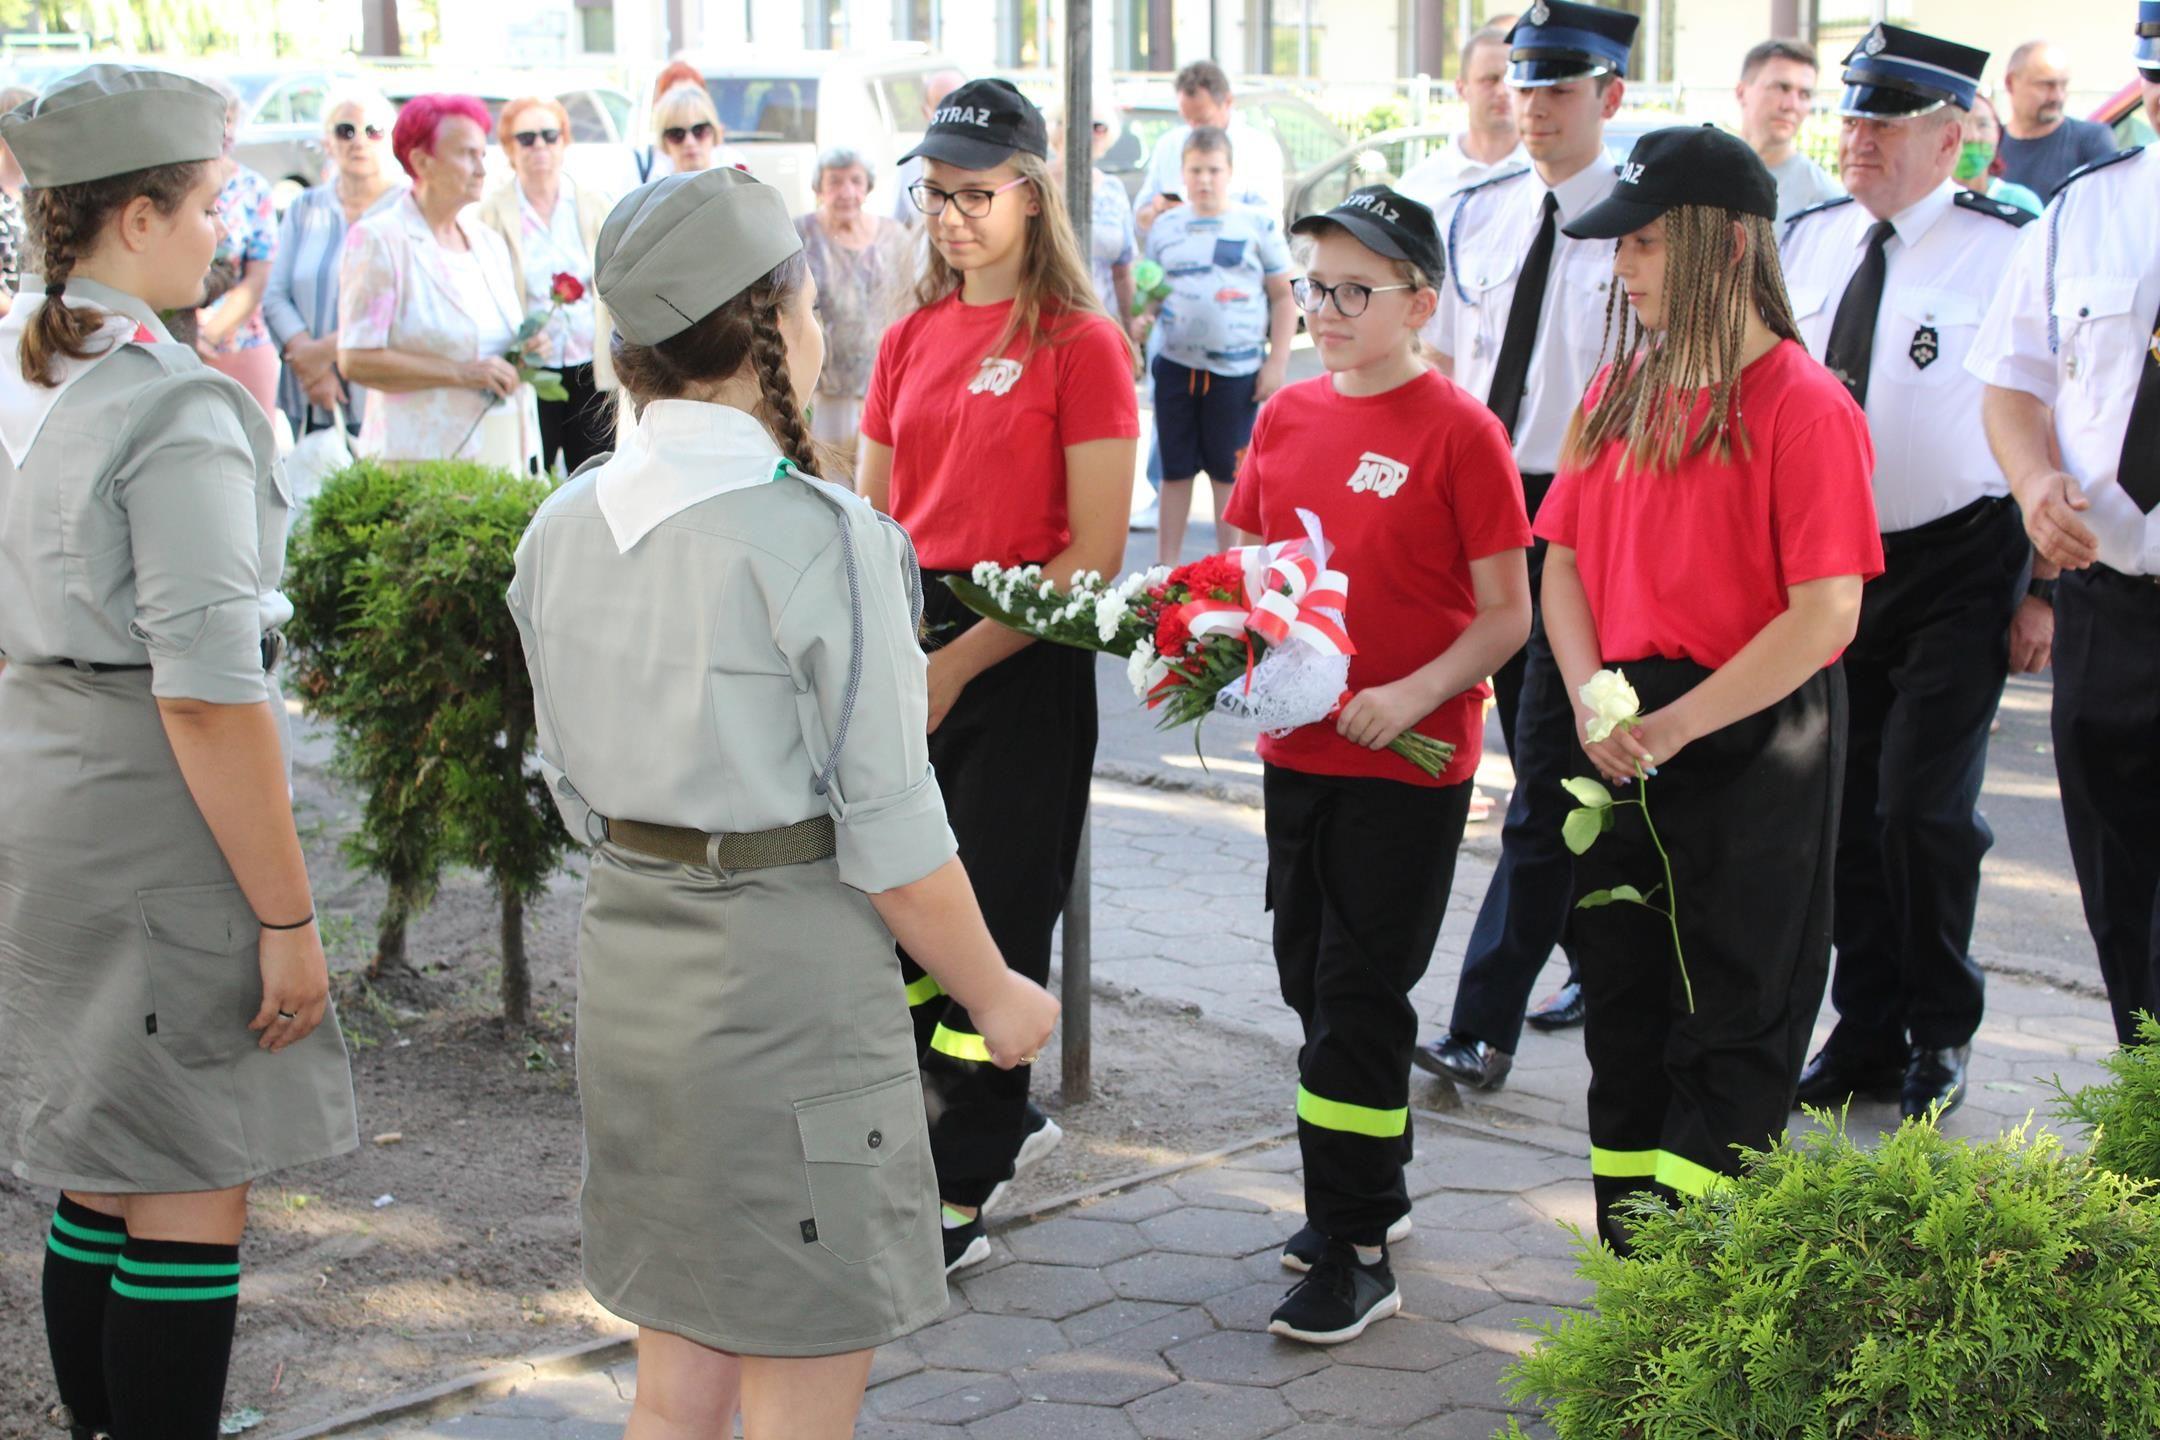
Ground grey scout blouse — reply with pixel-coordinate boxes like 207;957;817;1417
0;275;290;701
508;400;956;892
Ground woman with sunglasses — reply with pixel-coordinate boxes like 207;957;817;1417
476;96;617;475
857;78;1137;1275
652;84;736;177
263;87;405;442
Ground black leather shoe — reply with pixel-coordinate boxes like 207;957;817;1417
1901;1044;1971;1121
1413;1033;1512;1090
1792;1047;1903;1108
1525;980;1587;1031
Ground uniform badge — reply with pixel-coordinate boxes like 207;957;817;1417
1529;1;1550;24
1910;325;1939;370
1864;26;1887;55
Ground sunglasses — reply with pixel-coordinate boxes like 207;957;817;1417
1091;120;1109;134
663;122;716;145
513;128;563;148
331;122;386;142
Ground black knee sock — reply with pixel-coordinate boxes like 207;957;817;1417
102;1236;241;1440
42;1197;125;1434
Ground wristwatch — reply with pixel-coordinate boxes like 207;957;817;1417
2027;576;2057;605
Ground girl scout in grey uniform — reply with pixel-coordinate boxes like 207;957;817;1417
508;166;1058;1438
0;68;358;1440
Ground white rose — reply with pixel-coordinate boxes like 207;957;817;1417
1126;640;1157;698
1579;668;1642;744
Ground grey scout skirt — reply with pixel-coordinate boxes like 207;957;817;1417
576;840;946;1356
0;664;359;1193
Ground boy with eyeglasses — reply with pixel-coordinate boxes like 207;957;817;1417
1135;125;1295;562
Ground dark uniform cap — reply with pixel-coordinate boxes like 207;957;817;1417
1564;125;1778;240
1838;23;1988;119
0;64;226;187
2138;1;2160;75
1505;1;1639;88
595;167;803;346
898;78;1048;170
1290;184;1446;284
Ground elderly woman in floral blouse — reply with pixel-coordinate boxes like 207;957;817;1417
192;76;282;417
338;93;540;474
794;147;914;458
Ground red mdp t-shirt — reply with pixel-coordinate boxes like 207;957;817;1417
1222;369;1531;788
860;293;1140;572
1534;340;1884;671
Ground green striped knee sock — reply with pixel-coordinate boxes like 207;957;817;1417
102;1236;241;1440
42;1197;125;1434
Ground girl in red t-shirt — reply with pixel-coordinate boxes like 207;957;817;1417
1536;128;1882;1252
856;80;1139;1274
1222;186;1531;1345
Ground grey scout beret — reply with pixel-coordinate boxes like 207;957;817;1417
0;64;227;187
596;167;803;345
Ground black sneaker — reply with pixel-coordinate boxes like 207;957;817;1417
981;1103;1064;1215
1281;1214;1412;1272
942;1215;990;1275
1268;1240;1400;1344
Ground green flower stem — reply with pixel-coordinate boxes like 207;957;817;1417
1619;777;1693;1014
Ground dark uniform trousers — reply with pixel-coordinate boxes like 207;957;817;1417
1826;496;2029;1062
1449;473;1580;1054
2051;563;2160;1044
1576;659;1845;1251
1265;765;1473;1246
899;578;1097;1206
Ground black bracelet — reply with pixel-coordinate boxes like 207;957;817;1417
260;911;315;931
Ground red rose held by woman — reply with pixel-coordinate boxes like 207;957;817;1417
550;271;585;304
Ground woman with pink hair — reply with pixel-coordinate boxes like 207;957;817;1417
337;93;541;472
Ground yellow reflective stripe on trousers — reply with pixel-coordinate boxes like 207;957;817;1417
1589;1146;1730;1198
929;1023;992;1063
905;974;944;1007
1295;1084;1408;1139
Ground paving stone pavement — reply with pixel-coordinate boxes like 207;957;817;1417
338;774;2120;1439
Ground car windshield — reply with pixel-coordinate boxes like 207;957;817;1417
225;72;283;108
702;77;818;144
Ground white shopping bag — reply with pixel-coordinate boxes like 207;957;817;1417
284;405;351;515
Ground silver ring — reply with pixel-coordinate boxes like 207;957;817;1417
1020;1053;1040;1066
277;1009;298;1020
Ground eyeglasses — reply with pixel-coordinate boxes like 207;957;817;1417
662;122;716;145
512;128;563;148
1290;277;1416;318
331;122;386;142
910;176;1029;218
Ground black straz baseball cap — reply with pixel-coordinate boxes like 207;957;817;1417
1290;185;1446;285
1563;125;1778;240
899;78;1048;169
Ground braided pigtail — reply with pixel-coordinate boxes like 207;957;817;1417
18;162;207;387
747;284;824;478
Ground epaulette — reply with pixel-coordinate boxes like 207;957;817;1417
1779;193;1855;243
1446;166;1535;305
1952;189;2035;226
2055;146;2143;198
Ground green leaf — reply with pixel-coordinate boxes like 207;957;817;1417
1607;884;1645;903
1561;806;1605;856
1576;888;1618;909
1561;776;1613;808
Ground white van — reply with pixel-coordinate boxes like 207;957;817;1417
665;48;965;216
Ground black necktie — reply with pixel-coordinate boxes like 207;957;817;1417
1824;220;1895;408
1486;190;1559;443
2119;294;2160;514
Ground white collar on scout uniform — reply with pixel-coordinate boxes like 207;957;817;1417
0;273;173;467
595;398;791;554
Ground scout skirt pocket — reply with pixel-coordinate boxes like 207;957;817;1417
136;883;261;1068
793;1071;930;1265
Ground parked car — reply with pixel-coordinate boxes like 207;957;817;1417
1100;82;1351;224
669;48;967;215
218;67;360;212
2090;79;2158;151
1285;115;1668;224
376;73;641;199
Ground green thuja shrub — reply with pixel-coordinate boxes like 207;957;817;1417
2050;1011;2160;1183
1499;1116;2160;1439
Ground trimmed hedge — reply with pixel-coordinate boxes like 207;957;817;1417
285;460;570;1024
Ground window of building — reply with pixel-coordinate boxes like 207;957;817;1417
575;0;616;53
998;0;1044;66
895;0;938;44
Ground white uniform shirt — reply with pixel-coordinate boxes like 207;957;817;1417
1397;137;1530;209
1426;157;1617;477
1136;116;1285;215
1968;144;2160;577
1781;182;2026;533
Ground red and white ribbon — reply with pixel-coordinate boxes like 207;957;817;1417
1180;507;1355;657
